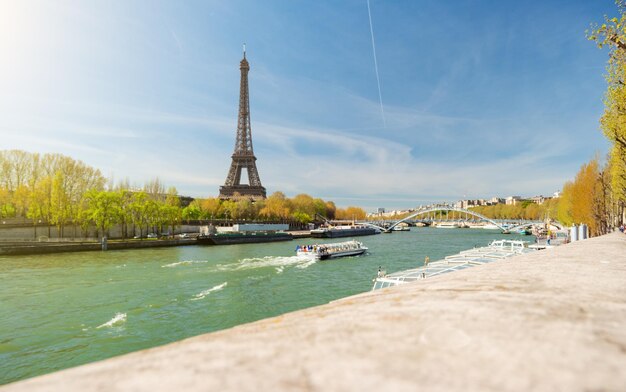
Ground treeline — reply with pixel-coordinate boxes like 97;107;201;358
470;156;622;237
556;157;620;236
183;193;366;224
0;150;366;239
0;150;184;238
575;7;626;235
469;7;626;235
468;8;626;235
470;199;559;221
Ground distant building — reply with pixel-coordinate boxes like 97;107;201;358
455;199;488;209
488;197;504;205
505;196;521;206
553;190;561;198
529;195;547;205
377;208;385;214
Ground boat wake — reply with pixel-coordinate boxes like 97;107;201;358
216;255;315;272
96;313;127;329
191;282;228;301
162;260;209;268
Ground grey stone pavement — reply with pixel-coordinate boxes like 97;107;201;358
3;232;626;391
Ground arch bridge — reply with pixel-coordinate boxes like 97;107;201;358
360;206;538;233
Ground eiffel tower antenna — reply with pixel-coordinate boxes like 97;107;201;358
218;47;266;201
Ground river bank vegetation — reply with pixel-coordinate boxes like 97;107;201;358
468;156;619;237
470;199;559;221
469;4;626;236
564;1;626;235
0;150;366;238
467;4;626;236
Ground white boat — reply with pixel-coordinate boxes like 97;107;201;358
392;225;410;231
482;223;501;230
372;239;535;290
435;222;460;229
296;240;368;260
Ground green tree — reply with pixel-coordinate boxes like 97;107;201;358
164;187;181;235
13;184;30;218
144;199;163;235
182;201;202;221
291;194;315;217
292;211;312;224
50;171;70;237
130;192;150;238
313;198;327;217
85;190;121;239
117;189;134;239
27;177;51;239
0;187;13;219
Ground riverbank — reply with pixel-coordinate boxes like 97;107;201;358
3;232;624;391
0;231;314;255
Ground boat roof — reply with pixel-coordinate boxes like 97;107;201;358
298;240;363;247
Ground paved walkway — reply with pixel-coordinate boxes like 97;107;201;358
3;233;626;391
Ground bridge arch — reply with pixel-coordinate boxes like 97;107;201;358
364;206;509;232
391;206;506;231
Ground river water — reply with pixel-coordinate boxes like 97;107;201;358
0;228;533;385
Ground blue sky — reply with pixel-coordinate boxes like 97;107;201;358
0;0;616;210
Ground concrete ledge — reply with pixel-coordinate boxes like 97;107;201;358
3;233;626;391
0;239;197;255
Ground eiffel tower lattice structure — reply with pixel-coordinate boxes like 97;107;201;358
219;46;267;201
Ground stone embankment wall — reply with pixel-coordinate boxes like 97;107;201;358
0;238;197;255
2;232;625;391
0;224;202;241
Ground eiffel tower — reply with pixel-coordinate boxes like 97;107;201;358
219;46;267;201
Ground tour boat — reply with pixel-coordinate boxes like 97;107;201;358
295;240;368;260
392;225;411;231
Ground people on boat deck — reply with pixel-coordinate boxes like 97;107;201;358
296;241;362;254
296;245;316;251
